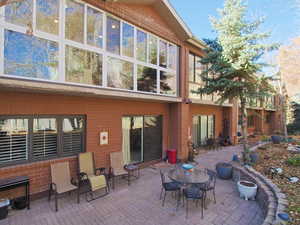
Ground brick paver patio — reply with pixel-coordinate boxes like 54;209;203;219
0;145;264;225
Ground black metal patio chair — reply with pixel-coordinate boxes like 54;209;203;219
159;170;181;209
196;169;217;204
182;185;206;219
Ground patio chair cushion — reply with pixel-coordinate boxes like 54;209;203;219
163;182;181;191
88;175;107;192
184;187;204;199
113;168;128;176
56;183;77;194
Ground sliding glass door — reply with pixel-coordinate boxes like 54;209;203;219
122;116;162;164
192;115;215;147
143;116;162;162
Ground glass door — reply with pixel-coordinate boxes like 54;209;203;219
143;116;162;162
122;116;143;164
122;115;162;164
192;115;215;147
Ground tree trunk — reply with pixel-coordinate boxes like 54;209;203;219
240;97;250;164
240;98;248;150
282;95;288;140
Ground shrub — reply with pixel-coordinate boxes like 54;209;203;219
287;156;300;166
261;135;269;142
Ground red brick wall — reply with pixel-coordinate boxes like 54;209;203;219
0;91;171;196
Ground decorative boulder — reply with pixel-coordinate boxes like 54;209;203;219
216;162;233;180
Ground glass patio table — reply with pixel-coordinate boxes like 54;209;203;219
168;167;209;185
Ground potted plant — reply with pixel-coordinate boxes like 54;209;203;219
237;181;257;200
216;162;233;179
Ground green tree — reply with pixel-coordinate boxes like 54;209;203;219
287;101;300;134
198;0;279;163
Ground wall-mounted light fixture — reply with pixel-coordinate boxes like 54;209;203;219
183;98;192;104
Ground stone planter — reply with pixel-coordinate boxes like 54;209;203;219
237;180;257;200
216;162;233;180
271;136;281;144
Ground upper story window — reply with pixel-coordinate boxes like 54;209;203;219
137;30;147;62
1;0;178;97
107;16;120;55
159;40;167;68
189;53;211;101
65;0;84;43
5;0;33;27
122;22;134;57
36;0;59;35
148;35;158;65
4;30;59;80
87;7;103;48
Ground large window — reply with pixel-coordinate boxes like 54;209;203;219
160;71;176;95
65;0;84;43
137;65;157;93
107;57;133;90
107;16;120;55
87;7;103;48
137;30;147;62
4;30;59;80
0;116;85;167
192;115;215;146
159;40;167;68
36;0;59;35
122;23;134;57
5;0;32;27
2;0;178;97
65;45;102;86
189;53;214;101
148;35;158;65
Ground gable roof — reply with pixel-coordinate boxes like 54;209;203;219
105;0;206;49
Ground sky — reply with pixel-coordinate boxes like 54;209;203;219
169;0;300;46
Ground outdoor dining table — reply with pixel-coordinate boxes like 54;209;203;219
168;167;210;185
168;167;211;209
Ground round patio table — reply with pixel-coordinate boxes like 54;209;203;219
168;167;209;185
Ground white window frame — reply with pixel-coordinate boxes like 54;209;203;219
0;0;179;97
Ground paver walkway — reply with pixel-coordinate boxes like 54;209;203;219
0;145;264;225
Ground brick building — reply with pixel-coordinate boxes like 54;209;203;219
0;0;282;198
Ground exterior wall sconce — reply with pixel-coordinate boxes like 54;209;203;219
183;98;192;104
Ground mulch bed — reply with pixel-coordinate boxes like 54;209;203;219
253;143;300;224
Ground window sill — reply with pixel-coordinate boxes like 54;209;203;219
190;98;233;107
0;76;182;103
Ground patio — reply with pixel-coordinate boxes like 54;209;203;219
0;146;264;225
